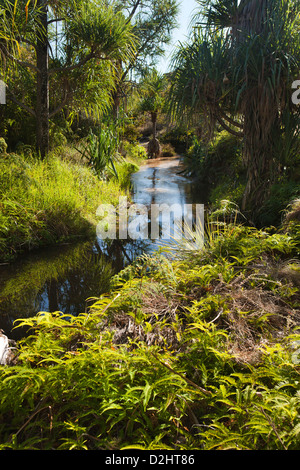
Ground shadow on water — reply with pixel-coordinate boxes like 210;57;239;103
0;238;148;339
0;156;209;339
129;156;209;253
131;156;207;208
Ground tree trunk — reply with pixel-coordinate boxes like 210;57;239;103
112;89;120;121
112;60;123;121
36;0;49;158
151;111;157;139
147;112;160;158
241;88;280;211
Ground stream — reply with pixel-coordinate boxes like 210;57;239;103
0;156;207;339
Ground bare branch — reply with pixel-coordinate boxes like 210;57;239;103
6;88;36;117
48;51;97;75
216;113;244;138
218;108;244;129
125;0;141;25
0;45;39;73
47;17;65;25
49;91;71;118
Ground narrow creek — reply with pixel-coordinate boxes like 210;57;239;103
0;156;207;339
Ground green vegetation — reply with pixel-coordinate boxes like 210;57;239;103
184;131;245;199
0;0;178;157
0;143;146;262
0;216;299;450
138;69;168;158
169;0;300;212
0;0;300;453
184;129;300;227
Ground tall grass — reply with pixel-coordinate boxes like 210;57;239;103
0;151;132;261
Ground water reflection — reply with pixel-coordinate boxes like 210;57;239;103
131;156;206;207
0;238;148;339
130;156;208;253
0;156;208;338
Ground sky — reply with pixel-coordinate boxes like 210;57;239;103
157;0;199;73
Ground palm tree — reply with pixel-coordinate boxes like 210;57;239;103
138;69;166;158
170;0;300;210
110;0;179;120
0;0;137;157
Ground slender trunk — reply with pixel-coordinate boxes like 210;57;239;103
112;61;123;121
151;111;157;139
36;0;49;158
147;112;160;158
112;89;120;121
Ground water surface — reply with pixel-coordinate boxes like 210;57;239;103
0;156;207;338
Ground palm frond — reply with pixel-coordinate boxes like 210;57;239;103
68;1;137;64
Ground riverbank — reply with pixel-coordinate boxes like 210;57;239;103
0;152;195;340
0;144;146;263
1;149;300;450
0;209;299;449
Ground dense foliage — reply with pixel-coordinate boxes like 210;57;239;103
0;0;300;453
184;130;300;227
169;0;300;211
0;142;146;262
0;214;299;449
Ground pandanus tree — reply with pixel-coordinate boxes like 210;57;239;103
169;0;300;210
138;69;166;158
0;0;136;158
110;0;179;120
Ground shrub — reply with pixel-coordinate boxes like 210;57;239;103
0;138;8;154
76;127;119;179
160;143;176;157
255;182;300;228
121;141;147;164
0;222;299;450
121;121;142;143
160;124;190;153
186;131;243;182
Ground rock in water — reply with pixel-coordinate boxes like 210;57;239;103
147;138;161;159
0;331;16;365
0;332;9;365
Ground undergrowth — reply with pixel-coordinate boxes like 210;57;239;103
0;217;299;450
0;145;144;262
185;130;300;227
